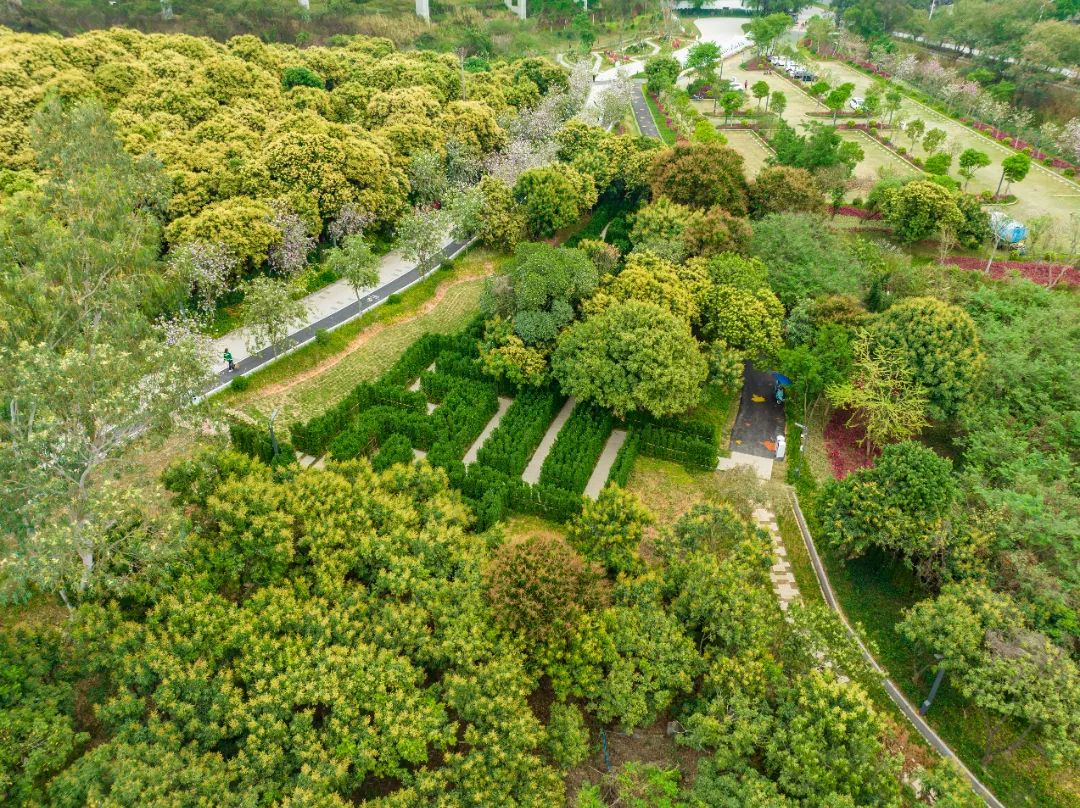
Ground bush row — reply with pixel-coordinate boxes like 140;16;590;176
455;463;584;531
228;420;294;467
328;405;435;462
606;428;641;488
426;376;500;469
637;423;718;469
290;382;428;456
476;388;565;477
539;404;614;495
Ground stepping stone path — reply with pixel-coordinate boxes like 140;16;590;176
752;506;800;612
584;429;627;499
463;397;513;465
522;397;576;484
412;448;427;461
295;451;322;470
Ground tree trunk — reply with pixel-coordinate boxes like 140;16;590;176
995;169;1006;197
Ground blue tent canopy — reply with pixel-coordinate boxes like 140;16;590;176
772;372;793;386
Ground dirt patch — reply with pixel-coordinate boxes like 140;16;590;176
245;271;494;406
565;714;708;803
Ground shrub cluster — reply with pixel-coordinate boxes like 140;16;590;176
426;376;500;469
633;415;719;469
228;420;294;466
539;405;614;495
477;388;566;476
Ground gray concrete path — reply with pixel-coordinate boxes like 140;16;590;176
585;428;627;499
463;396;513;465
522;397;576;484
788;493;1005;808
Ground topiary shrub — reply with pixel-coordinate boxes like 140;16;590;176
281;66;325;90
372;433;414;471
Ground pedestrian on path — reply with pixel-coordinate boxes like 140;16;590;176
224;348;235;372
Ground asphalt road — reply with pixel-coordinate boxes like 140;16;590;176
730;363;787;458
205;238;471;396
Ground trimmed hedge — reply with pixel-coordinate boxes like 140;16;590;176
328;405;435;462
458;463;584;529
539;404;614;495
372;433;415;471
637;423;717;469
426;376;500;471
229;420;294;466
290;382;428;456
476;387;565;476
606;428;641;488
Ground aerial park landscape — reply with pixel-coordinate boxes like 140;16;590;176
0;0;1078;806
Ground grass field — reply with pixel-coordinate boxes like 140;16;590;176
233;274;489;431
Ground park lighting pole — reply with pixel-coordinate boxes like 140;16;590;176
920;655;946;715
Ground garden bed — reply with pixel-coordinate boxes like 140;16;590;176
823;408;878;479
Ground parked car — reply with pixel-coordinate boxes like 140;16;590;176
848;96;865;111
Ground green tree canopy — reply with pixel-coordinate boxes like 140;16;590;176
552;300;708;418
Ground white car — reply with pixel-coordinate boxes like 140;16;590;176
849;96;865;110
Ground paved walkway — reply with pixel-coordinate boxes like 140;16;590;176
463;396;513;465
629;81;661;139
205;237;471;396
752;506;800;612
585;428;627;498
522;397;576;484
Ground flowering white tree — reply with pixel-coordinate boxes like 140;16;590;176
267;207;316;276
396;205;449;277
328;203;373;244
0;318;213;607
240;276;307;357
1057;118;1080;164
167;240;237;317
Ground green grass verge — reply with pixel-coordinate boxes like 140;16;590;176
643;90;677;145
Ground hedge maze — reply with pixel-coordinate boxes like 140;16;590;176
234;318;721;528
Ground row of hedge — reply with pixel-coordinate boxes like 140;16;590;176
476;388;566;477
426;375;501;469
228;420;294;467
289;324;485;455
290;382;428;456
539;404;614;495
328;405;434;461
629;412;719;470
453;462;584;532
606;428;642;489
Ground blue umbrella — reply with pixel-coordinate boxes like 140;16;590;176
772;372;793;386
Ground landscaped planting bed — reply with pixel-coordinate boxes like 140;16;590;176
476;388;566;476
538;404;615;495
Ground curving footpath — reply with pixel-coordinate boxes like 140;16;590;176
788;492;1004;808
